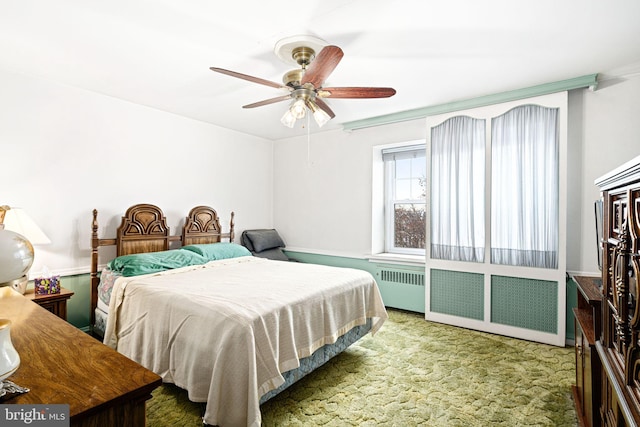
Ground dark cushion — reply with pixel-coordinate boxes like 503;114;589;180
243;229;285;252
252;247;290;261
241;231;255;252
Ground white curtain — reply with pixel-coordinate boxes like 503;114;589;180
430;115;485;262
491;105;559;269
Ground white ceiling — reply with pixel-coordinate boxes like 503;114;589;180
1;0;639;141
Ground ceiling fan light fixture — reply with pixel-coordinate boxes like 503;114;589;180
290;98;307;119
280;109;296;128
307;100;331;128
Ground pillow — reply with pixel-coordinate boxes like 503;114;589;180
251;247;290;261
107;249;207;277
241;231;256;252
182;242;251;261
244;229;285;253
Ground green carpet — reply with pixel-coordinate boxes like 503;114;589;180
147;309;577;426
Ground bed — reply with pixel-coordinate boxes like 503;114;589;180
90;204;388;427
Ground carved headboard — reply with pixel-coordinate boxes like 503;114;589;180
182;205;235;246
90;203;235;330
116;204;173;256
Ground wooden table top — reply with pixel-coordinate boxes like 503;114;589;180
572;275;603;303
23;287;74;301
0;287;162;422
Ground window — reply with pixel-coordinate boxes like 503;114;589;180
382;144;426;255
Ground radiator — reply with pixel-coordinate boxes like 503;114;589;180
376;267;425;313
379;269;425;286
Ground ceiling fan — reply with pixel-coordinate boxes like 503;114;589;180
210;36;396;128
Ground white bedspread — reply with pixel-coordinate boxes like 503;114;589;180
103;256;387;427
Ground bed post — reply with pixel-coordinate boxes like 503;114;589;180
90;209;99;331
229;212;235;243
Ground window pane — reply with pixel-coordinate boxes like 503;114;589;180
395;179;412;199
395;158;412;179
394;203;426;249
411;156;426;178
395;157;426;200
410;178;424;199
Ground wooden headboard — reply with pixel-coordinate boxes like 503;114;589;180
90;203;235;330
182;205;234;246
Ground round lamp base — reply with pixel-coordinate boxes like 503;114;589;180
0;319;20;382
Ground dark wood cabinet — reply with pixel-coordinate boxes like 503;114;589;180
573;275;602;427
595;155;640;427
24;287;74;321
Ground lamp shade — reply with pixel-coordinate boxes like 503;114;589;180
280;109;296;128
307;100;331;128
2;208;51;245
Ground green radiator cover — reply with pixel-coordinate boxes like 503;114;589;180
491;275;558;334
430;269;484;320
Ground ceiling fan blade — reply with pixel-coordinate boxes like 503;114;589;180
243;95;291;109
320;87;396;98
314;98;336;119
210;67;286;90
300;45;344;88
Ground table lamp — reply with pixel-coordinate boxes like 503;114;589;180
0;206;51;294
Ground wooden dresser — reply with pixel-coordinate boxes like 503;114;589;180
0;288;162;427
594;155;640;426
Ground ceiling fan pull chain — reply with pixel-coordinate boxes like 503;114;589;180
307;114;311;165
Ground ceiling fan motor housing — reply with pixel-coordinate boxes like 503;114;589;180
292;46;315;67
283;69;304;86
291;87;315;102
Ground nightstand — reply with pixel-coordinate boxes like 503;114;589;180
24;287;74;321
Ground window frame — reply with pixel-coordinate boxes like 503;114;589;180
382;142;426;256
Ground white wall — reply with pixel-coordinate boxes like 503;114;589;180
0;68;274;276
273;119;426;257
569;72;640;275
274;72;640;274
